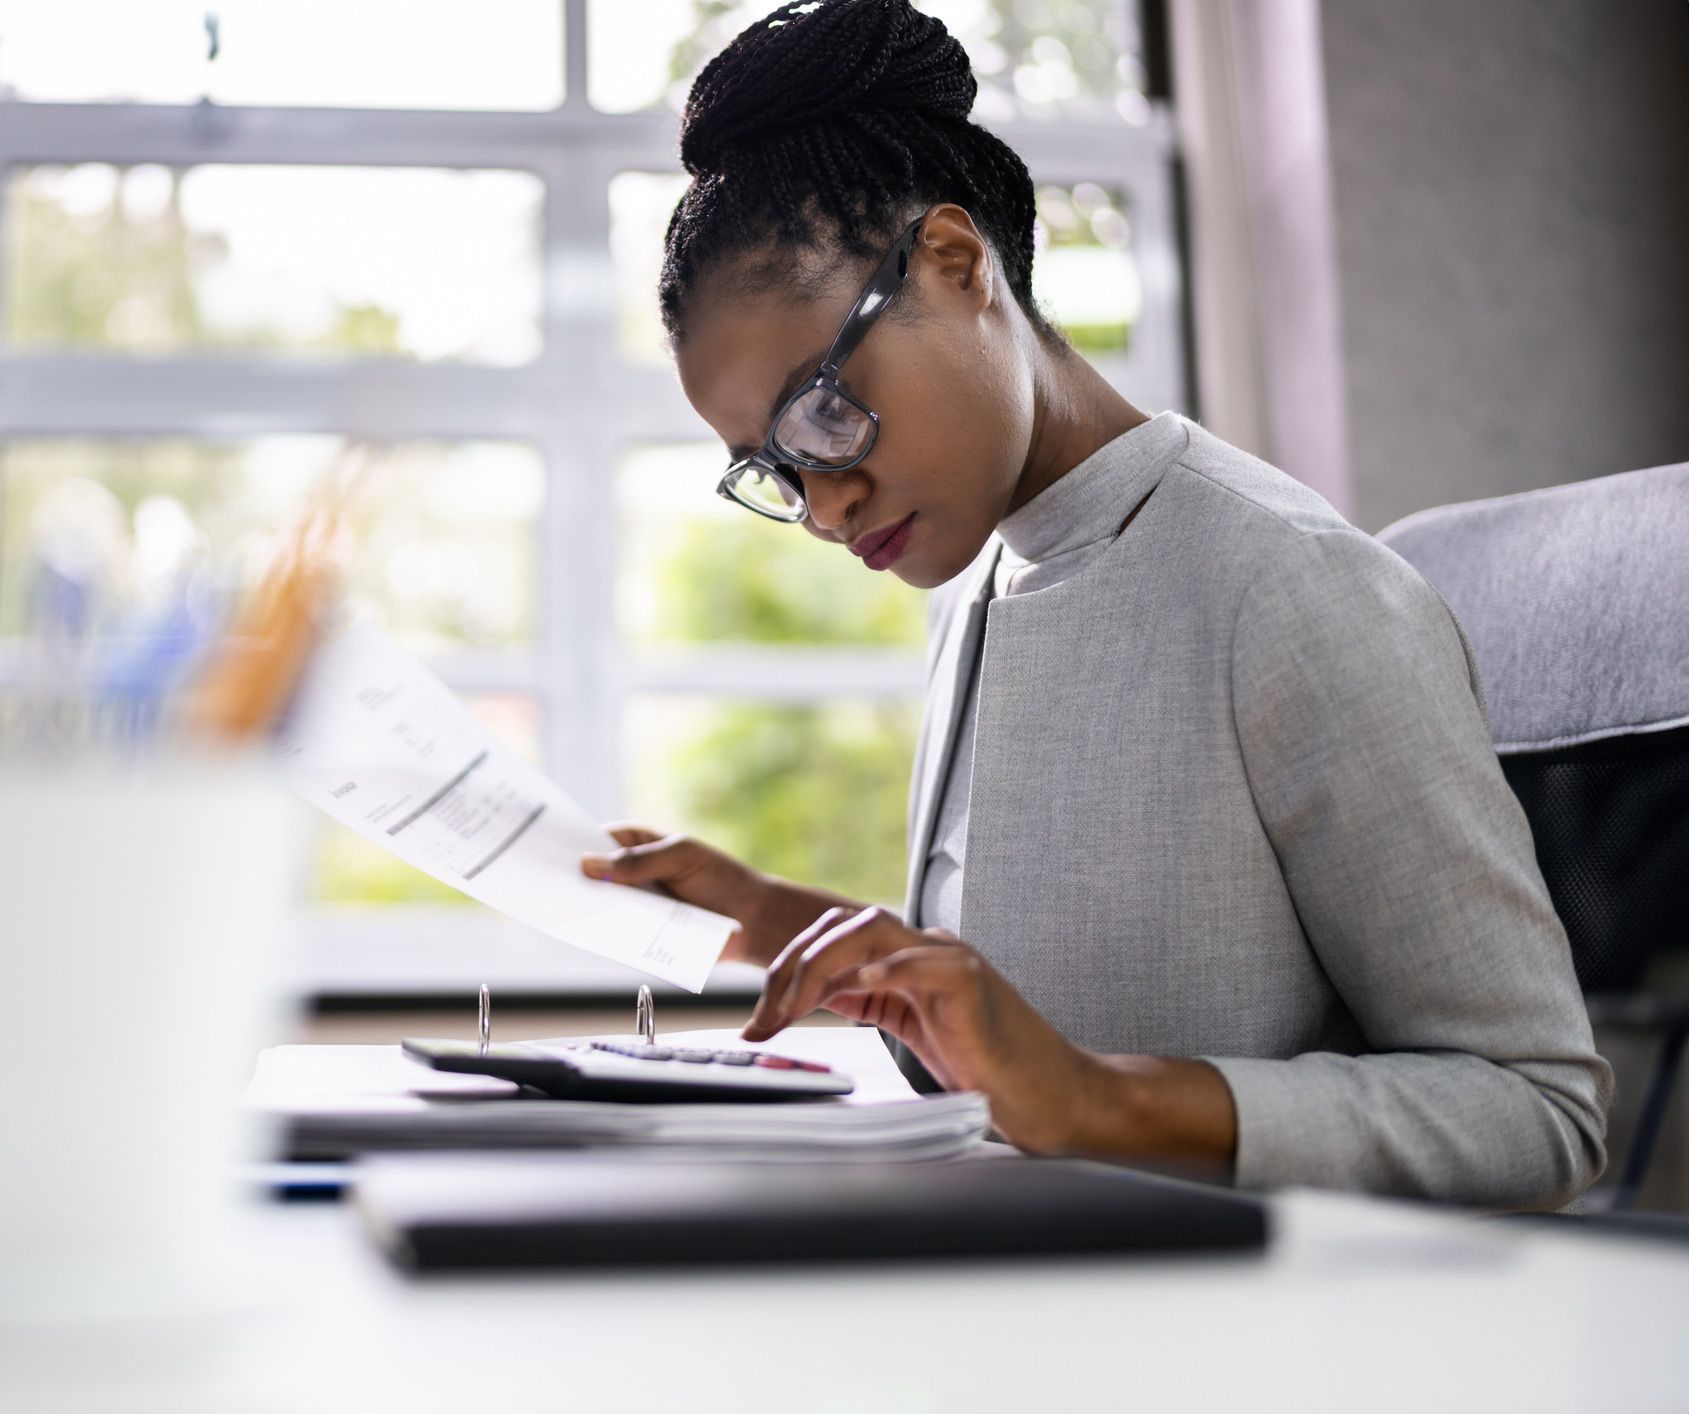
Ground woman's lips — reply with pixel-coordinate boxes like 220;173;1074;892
857;513;916;571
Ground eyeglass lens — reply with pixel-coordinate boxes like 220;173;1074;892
726;460;806;518
771;385;873;466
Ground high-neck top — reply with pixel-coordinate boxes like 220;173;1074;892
992;407;1190;596
919;409;1191;935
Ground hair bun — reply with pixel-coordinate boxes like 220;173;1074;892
679;0;977;178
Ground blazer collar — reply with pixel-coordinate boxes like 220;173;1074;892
904;537;1001;922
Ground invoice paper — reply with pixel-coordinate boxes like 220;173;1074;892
277;620;733;990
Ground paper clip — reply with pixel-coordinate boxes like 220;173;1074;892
478;982;491;1054
636;984;655;1046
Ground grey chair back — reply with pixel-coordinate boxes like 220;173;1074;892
1379;462;1689;1209
1378;461;1689;992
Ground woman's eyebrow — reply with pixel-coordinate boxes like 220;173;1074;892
727;350;825;459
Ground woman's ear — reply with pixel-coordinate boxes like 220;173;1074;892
917;203;994;306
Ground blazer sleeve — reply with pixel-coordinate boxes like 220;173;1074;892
1205;527;1612;1210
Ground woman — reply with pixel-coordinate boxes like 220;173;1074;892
580;0;1610;1208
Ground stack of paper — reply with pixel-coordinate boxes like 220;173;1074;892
247;1026;989;1163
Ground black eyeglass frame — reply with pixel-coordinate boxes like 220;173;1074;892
714;213;926;523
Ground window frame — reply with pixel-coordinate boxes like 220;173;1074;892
0;0;1186;998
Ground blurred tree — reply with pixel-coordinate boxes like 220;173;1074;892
7;167;210;348
654;515;923;647
661;2;1145;122
4;165;413;356
633;480;925;909
314;825;471;905
322;302;405;358
652;699;920;908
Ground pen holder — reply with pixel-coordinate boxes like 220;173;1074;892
0;751;303;1327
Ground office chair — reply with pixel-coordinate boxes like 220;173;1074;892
1378;460;1689;1213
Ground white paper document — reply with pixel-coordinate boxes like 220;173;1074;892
278;620;733;990
247;1026;990;1162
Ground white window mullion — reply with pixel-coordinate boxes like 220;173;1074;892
0;101;678;170
562;0;590;115
534;145;623;819
0;357;558;441
1118;142;1188;416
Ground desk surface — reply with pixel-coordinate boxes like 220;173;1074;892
6;1182;1689;1414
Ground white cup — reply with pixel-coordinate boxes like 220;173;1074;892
0;753;302;1331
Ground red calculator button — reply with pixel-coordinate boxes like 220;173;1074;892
792;1060;831;1073
752;1055;798;1069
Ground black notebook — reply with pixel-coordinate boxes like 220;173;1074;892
355;1151;1268;1271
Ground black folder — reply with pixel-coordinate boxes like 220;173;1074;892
355;1151;1268;1271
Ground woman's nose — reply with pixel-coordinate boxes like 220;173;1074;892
794;467;866;535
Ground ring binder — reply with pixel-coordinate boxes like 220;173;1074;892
478;983;491;1055
636;984;655;1046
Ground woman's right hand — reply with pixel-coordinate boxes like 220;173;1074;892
579;824;777;967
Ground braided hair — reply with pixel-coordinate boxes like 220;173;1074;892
658;0;1065;350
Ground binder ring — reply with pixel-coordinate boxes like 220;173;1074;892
478;982;491;1054
636;984;655;1045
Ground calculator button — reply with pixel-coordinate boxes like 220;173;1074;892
592;1042;674;1061
791;1059;832;1073
713;1052;756;1066
670;1049;715;1063
752;1055;798;1070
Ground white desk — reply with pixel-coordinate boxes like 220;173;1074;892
6;1183;1689;1413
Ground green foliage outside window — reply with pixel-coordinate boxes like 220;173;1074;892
315;830;472;906
624;474;927;908
5;168;406;356
648;515;924;648
631;697;921;909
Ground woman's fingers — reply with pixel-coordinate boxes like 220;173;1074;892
745;905;864;1036
583;828;756;913
759;905;860;985
601;822;663;850
581;827;726;905
855;943;984;1003
747;910;975;1039
775;908;903;1025
749;905;925;1033
825;945;985;1090
581;828;675;880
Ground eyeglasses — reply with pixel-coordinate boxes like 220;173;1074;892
715;214;925;523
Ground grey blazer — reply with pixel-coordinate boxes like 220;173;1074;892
892;418;1611;1210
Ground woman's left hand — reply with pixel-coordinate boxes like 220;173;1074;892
740;904;1104;1155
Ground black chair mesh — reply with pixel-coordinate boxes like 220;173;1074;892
1500;722;1689;994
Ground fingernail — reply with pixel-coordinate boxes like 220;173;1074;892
581;854;612;878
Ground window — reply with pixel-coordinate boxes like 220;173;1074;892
0;2;1184;995
0;437;544;645
7;164;544;363
0;1;564;110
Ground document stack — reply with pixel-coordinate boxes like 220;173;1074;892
246;1025;989;1163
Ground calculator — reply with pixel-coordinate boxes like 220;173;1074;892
400;1037;856;1103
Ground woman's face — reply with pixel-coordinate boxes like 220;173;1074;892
673;206;1036;590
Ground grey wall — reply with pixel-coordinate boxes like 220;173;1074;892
1320;0;1689;534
